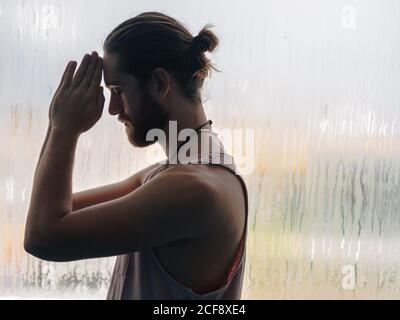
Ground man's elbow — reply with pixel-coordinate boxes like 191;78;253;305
24;234;47;260
24;238;40;258
24;229;60;262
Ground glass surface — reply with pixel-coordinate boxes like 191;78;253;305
1;0;400;299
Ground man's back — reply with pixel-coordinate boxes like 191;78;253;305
150;164;246;294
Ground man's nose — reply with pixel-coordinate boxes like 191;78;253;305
108;96;122;116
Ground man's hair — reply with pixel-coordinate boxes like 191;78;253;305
103;11;220;104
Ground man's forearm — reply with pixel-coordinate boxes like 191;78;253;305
28;128;79;225
33;123;52;179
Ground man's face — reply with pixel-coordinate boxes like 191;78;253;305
103;52;169;147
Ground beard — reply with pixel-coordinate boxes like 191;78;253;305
126;90;169;148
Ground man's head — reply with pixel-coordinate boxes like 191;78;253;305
102;12;219;147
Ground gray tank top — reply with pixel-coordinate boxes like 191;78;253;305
107;132;249;300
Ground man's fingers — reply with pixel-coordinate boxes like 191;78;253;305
63;61;77;88
81;52;99;89
89;58;103;93
72;54;91;87
97;86;105;113
56;61;74;92
59;61;72;84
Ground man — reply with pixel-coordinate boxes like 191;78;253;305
24;12;248;299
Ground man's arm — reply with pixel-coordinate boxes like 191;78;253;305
26;127;79;240
34;123;150;211
24;128;217;262
33;123;52;180
72;164;157;210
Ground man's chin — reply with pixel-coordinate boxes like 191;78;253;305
127;127;157;148
130;138;157;148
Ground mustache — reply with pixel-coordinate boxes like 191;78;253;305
118;115;130;123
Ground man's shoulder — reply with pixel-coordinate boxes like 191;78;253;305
143;164;224;213
157;164;219;195
159;163;224;191
144;163;245;238
154;163;241;211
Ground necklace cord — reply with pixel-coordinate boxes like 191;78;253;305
168;120;213;164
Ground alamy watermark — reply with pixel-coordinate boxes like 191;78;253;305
146;121;255;175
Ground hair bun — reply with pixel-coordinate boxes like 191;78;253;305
192;24;219;53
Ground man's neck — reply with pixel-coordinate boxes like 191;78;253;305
159;104;211;161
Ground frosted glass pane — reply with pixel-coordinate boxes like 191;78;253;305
1;0;400;299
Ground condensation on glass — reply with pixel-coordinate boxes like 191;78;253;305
1;0;400;299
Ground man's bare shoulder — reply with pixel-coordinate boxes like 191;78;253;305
152;164;246;242
153;164;220;198
160;163;239;188
155;164;244;218
158;164;225;192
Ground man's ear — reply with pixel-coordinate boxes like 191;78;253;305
150;68;171;102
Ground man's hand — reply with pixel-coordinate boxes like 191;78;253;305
49;51;105;135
